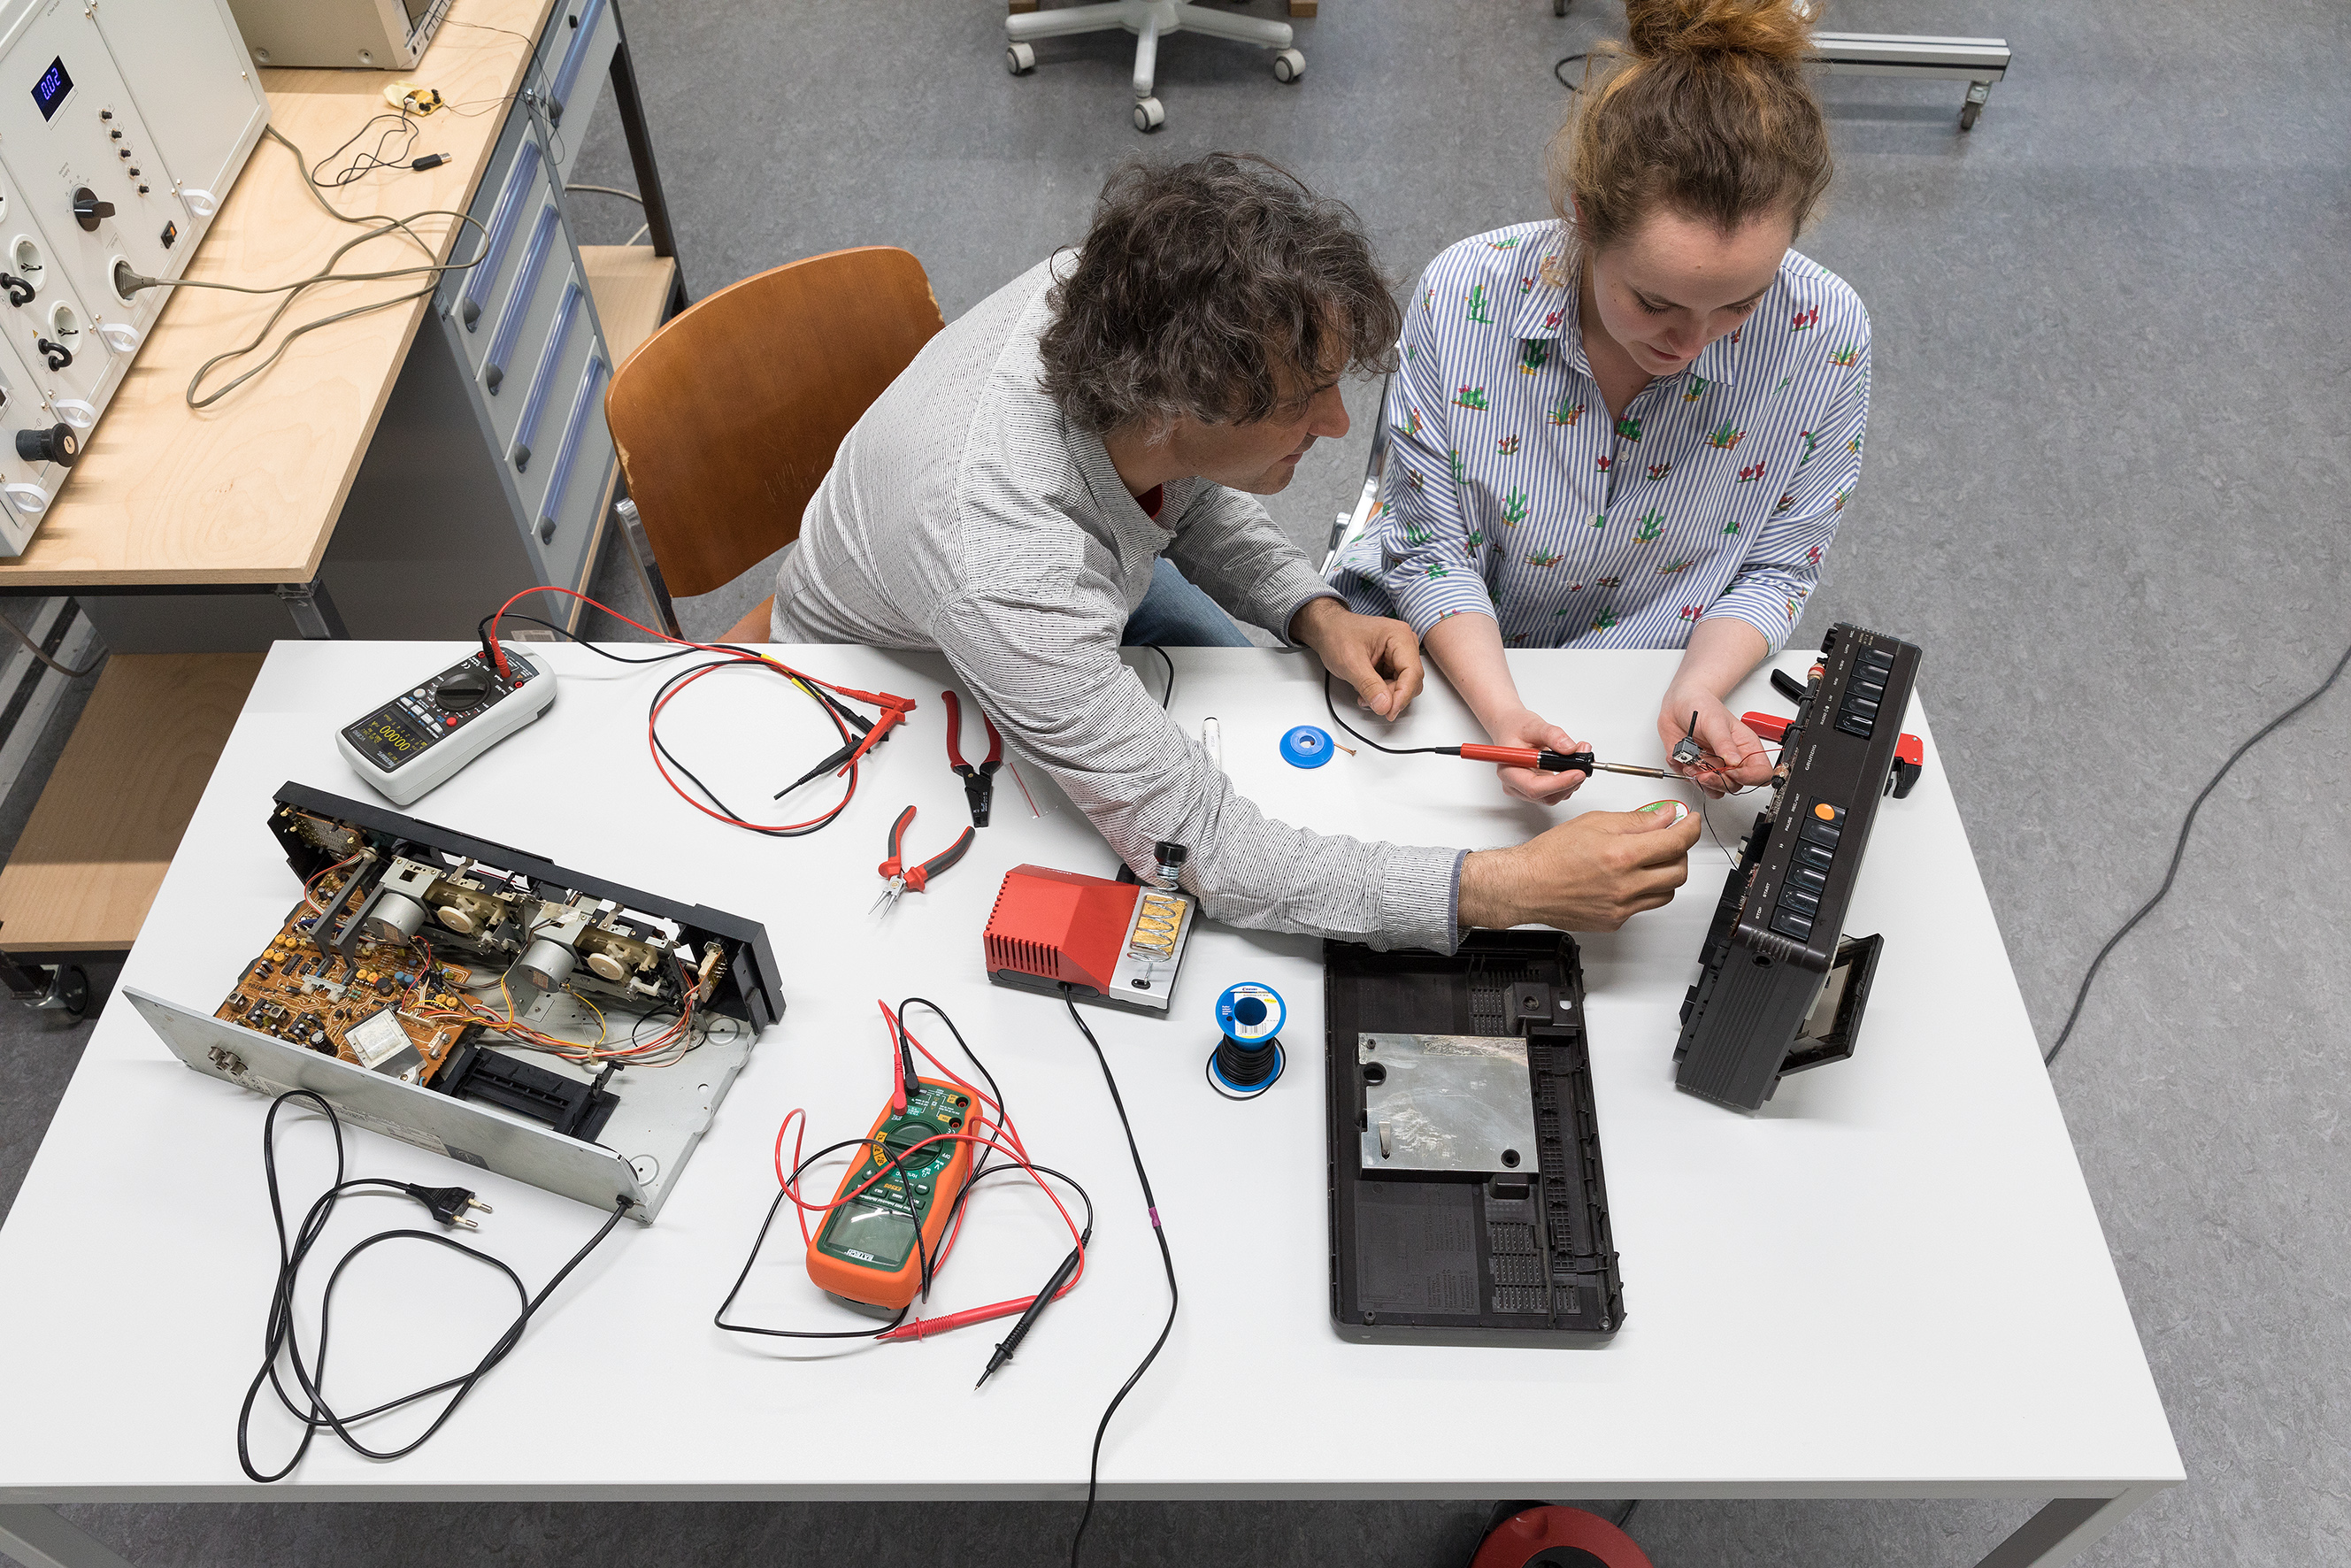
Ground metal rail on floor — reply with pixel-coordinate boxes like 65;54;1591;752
1811;31;2013;129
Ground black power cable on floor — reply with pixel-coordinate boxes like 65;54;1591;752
2044;632;2351;1066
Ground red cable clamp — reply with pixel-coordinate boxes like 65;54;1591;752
835;690;918;774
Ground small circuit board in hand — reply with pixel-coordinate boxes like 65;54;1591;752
214;874;480;1086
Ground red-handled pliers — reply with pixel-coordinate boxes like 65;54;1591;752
943;688;1003;827
870;804;974;914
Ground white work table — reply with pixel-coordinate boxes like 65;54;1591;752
0;642;2179;1568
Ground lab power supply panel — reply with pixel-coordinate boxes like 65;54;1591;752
82;0;650;653
0;0;267;555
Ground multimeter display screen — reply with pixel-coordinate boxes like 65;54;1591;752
30;58;71;120
345;707;433;772
825;1197;917;1268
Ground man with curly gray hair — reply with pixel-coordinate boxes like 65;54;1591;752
772;154;1698;949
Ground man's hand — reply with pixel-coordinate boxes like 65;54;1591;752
1291;596;1424;722
1482;705;1590;805
1459;803;1701;932
1659;686;1774;799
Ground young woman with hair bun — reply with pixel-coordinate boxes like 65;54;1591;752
1332;0;1870;803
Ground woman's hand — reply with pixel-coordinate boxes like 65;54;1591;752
1485;706;1592;804
1659;686;1773;798
1419;615;1589;804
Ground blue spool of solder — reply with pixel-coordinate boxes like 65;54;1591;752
1209;981;1287;1098
1279;726;1333;768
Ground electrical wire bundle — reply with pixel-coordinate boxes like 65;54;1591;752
302;863;718;1070
112;19;572;410
238;1090;632;1482
479;586;917;839
715;997;1095;1377
410;942;714;1070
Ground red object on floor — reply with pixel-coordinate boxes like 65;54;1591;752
1468;1505;1652;1568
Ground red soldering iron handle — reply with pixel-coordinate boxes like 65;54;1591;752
1457;743;1594;773
1457;743;1539;767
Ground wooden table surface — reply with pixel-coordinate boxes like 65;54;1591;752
0;0;557;589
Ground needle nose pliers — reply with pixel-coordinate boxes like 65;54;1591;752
871;805;974;915
943;689;1003;828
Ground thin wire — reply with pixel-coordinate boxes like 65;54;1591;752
1145;646;1175;710
0;603;102;679
2044;633;2351;1066
116;126;493;409
239;1092;632;1481
566;183;645;206
1060;989;1179;1568
1322;671;1448;757
1202;1042;1285;1102
487;611;701;665
309;111;423;188
1555;52;1590;91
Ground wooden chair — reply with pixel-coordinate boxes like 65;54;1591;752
604;246;947;644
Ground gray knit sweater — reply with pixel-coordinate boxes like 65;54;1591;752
772;259;1462;950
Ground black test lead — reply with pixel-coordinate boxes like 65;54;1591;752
976;1242;1086;1389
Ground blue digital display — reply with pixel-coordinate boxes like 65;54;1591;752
30;57;70;121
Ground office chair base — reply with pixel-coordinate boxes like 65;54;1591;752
1006;1;1301;129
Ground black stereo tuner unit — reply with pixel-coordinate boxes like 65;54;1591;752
1674;624;1921;1111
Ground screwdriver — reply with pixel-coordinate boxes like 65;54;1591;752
1446;744;1669;778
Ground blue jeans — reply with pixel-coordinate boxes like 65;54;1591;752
1122;557;1253;648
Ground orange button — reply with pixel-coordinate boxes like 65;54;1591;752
1814;803;1836;821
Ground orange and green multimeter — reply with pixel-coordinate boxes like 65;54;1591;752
808;1078;977;1313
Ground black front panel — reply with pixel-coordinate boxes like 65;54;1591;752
1673;624;1921;1110
266;781;783;1035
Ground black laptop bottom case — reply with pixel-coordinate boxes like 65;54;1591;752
1325;932;1624;1346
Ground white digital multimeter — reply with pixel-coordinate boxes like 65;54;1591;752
335;650;557;805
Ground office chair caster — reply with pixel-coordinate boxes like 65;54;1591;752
1272;48;1304;82
1959;100;1981;129
1555;0;1571;13
1006;42;1035;74
1133;96;1165;132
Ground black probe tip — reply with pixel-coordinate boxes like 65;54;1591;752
975;1343;1012;1390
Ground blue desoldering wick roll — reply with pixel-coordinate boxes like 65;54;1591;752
1280;726;1333;768
1209;982;1286;1098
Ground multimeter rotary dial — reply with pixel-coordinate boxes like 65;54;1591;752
434;670;492;710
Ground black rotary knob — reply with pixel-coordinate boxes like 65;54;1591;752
15;423;76;468
70;188;115;233
435;670;492;710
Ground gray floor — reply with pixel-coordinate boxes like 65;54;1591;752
7;0;2350;1563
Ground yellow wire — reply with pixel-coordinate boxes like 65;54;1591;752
566;987;610;1047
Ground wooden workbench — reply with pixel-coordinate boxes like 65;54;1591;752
0;0;570;588
0;0;676;958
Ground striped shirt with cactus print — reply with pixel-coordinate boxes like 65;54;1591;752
1331;222;1871;655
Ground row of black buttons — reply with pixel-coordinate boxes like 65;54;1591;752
1768;801;1846;942
1833;643;1899;739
